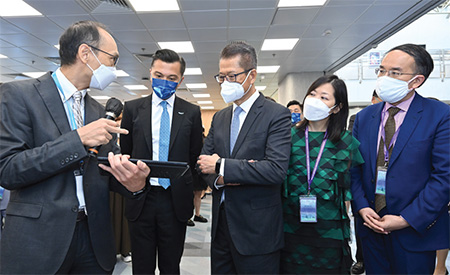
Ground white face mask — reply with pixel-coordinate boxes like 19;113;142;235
303;97;335;121
375;75;417;104
220;71;252;104
86;48;117;90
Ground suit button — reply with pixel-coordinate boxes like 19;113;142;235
65;157;69;163
60;160;65;165
70;155;73;161
71;206;78;212
371;179;374;183
74;153;78;159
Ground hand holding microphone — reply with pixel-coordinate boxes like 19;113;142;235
76;97;128;152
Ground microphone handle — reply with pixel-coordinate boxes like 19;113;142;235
88;114;118;157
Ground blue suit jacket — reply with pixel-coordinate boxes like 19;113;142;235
351;92;450;251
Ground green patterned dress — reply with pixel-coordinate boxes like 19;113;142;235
281;127;364;274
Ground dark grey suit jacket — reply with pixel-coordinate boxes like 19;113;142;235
120;95;203;222
202;93;291;255
0;73;132;273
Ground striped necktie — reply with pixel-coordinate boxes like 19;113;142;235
72;91;83;129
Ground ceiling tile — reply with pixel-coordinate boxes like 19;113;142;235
21;46;59;57
228;27;267;41
0;46;45;58
183;11;227;28
189;28;227;41
114;30;155;44
229;0;278;10
92;14;146;31
150;29;191;41
179;0;227;11
0;19;25;34
139;13;186;30
25;0;87;15
192;41;226;53
272;7;320;25
312;5;370;25
4;17;63;34
48;15;95;29
356;3;415;24
229;9;275;27
302;24;348;39
266;25;307;39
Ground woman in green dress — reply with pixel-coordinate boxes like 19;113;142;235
281;75;364;274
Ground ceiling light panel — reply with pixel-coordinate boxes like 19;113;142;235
186;83;207;89
184;68;202;75
261;38;299;51
278;0;327;7
257;66;280;73
0;0;42;17
158;41;195;53
129;0;180;12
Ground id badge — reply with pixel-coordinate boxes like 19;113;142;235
299;195;317;223
375;166;387;195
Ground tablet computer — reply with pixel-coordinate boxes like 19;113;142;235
97;156;190;179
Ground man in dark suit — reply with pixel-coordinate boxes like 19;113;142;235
0;21;149;274
197;42;291;274
351;44;450;274
120;49;203;274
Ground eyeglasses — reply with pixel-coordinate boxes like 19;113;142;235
375;68;415;78
214;68;253;83
87;44;119;66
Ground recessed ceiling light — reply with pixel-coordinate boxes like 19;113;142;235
257;66;280;73
255;86;267;90
0;54;8;59
184;68;202;75
261;39;299;51
186;83;207;89
115;70;129;77
192;94;210;98
158;41;194;53
128;0;180;12
22;72;46;78
197;101;213;104
278;0;327;7
201;106;214;110
92;96;111;100
124;85;148;90
0;0;42;16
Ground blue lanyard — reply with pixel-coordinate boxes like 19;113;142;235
51;72;84;130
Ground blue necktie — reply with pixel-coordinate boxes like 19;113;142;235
230;106;243;154
159;101;171;189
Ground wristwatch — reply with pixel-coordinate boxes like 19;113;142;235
132;185;146;196
215;158;222;175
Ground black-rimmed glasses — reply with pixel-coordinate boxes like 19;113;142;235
214;68;254;83
87;44;119;66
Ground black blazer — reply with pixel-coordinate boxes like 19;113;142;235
202;93;291;255
120;95;203;222
0;73;132;273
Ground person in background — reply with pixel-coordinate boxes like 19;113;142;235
0;20;149;274
347;90;382;275
198;41;291;274
281;75;363;274
120;49;203;274
287;100;303;125
351;43;450;274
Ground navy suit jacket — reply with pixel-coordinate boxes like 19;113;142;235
202;93;291;255
351;92;450;251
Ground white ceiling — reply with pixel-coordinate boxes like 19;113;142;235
0;0;445;108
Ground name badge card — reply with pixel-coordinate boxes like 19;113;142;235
299;195;317;223
375;166;387;195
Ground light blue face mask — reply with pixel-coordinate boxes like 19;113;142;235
86;48;117;90
152;78;178;100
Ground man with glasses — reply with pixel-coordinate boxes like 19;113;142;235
351;44;450;274
0;21;150;273
197;42;291;274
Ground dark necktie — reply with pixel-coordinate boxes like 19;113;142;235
375;107;401;212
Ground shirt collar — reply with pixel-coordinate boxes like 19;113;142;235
383;91;415;113
152;92;175;108
233;90;260;114
55;68;87;103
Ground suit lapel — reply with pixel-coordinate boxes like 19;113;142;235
140;95;153;156
35;73;71;135
84;94;102;125
223;106;233;158
389;94;423;167
369;103;384;177
231;94;264;157
169;96;185;152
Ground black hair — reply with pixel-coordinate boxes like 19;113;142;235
59;21;111;66
297;75;349;143
372;90;379;98
220;41;257;70
151;49;186;76
287;100;302;109
387;43;434;87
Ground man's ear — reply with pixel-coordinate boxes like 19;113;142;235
177;76;185;88
78;43;91;65
249;69;257;84
410;75;425;89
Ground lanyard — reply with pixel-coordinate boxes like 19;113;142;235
380;110;401;165
51;72;84;130
305;126;328;195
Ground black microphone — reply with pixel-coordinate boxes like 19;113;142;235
88;97;123;157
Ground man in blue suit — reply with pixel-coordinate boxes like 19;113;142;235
351;44;450;274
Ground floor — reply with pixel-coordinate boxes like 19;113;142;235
113;194;450;274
